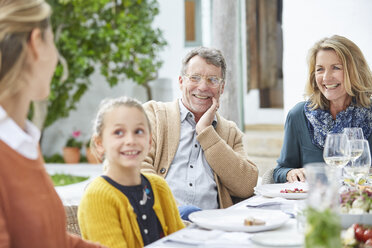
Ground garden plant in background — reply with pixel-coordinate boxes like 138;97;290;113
63;130;83;164
31;0;167;134
51;173;89;186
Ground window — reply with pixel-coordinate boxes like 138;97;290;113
185;0;202;46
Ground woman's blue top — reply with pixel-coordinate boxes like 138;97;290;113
273;101;372;183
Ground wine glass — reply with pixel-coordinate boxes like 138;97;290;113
344;140;371;186
348;139;364;167
343;128;365;166
343;127;364;140
323;133;350;168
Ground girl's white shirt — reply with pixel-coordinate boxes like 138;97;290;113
0;106;40;160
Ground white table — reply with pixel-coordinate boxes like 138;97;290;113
146;194;305;247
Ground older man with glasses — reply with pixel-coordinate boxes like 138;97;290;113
141;47;258;221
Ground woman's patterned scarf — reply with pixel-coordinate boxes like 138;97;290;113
304;100;372;149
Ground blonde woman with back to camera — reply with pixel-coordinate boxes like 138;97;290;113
0;0;106;247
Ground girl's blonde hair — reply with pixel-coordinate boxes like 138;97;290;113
305;35;372;110
0;0;51;101
90;96;151;164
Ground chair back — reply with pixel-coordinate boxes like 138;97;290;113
261;167;275;184
64;205;81;236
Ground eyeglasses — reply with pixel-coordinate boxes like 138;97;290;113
183;74;224;88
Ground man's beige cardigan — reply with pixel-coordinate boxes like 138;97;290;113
141;100;258;208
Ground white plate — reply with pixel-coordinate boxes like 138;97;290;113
340;213;372;229
189;209;289;232
251;232;303;247
255;182;309;200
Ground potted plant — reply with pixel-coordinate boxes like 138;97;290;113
63;131;83;164
85;140;101;164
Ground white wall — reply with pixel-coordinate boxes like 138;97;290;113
154;0;185;99
283;0;372;116
244;90;284;124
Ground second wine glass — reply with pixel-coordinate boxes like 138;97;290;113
344;140;371;185
343;127;365;166
343;127;364;140
323;133;350;168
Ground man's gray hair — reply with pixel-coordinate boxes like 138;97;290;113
181;47;226;81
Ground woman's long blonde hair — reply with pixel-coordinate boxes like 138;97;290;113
305;35;372;110
0;0;51;101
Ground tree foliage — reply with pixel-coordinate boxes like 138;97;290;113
44;0;166;128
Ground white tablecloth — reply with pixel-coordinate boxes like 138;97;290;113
146;191;305;248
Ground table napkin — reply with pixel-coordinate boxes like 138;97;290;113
245;196;287;207
165;228;253;247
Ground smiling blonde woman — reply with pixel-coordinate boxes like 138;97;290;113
273;35;372;183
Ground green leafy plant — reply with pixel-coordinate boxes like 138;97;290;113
44;153;64;163
50;173;89;186
36;0;167;129
65;130;83;149
80;154;88;163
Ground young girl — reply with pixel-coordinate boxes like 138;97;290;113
78;97;184;248
0;0;104;247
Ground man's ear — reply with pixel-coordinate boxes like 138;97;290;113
27;28;43;60
219;82;225;95
178;75;184;90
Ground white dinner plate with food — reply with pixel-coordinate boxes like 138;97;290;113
254;182;309;200
189;209;289;232
251;231;303;247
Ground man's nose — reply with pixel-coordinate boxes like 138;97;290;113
198;76;210;89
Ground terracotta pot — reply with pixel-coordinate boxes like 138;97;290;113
63;147;81;164
86;147;101;164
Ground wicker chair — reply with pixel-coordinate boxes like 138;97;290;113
261;167;275;184
64;205;81;236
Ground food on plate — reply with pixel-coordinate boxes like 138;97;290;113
344;177;367;186
342;224;372;248
340;188;372;214
280;188;307;193
244;216;265;226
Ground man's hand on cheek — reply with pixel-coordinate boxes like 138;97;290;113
196;97;219;134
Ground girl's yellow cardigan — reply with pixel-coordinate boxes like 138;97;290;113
78;173;185;248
